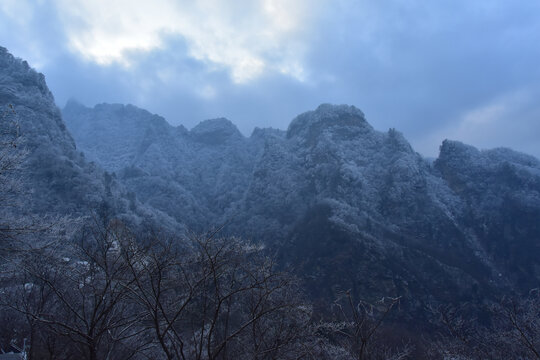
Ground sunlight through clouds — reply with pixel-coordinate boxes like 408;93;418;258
53;0;315;83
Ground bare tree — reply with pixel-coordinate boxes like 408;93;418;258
2;219;151;360
427;302;495;359
3;218;335;359
320;291;412;360
492;290;540;359
0;104;28;244
0;103;79;358
428;290;540;359
0;103;74;255
121;229;321;360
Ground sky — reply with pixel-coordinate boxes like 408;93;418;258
1;0;540;158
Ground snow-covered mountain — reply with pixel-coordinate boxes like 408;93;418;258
0;46;105;216
64;100;540;308
2;46;539;311
0;47;180;231
63;100;269;230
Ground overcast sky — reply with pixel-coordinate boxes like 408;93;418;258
1;0;539;158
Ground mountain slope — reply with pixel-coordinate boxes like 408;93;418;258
436;140;540;290
63;100;540;310
63;101;270;229
235;105;495;306
0;47;180;232
3;45;534;311
0;47;105;216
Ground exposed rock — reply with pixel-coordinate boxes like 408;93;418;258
190;118;242;144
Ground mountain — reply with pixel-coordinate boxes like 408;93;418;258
435;141;540;290
64;101;540;311
0;47;179;231
0;46;105;216
63;100;272;230
2;45;538;316
233;105;494;306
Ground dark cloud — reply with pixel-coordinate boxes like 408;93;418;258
302;1;540;157
1;1;539;158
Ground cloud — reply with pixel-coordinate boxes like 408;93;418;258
0;0;36;25
299;1;540;158
416;89;540;158
0;0;65;69
52;0;316;83
2;0;540;159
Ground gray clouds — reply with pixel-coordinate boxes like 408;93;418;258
1;0;539;157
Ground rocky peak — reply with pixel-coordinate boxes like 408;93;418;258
286;104;372;144
63;101;174;172
434;140;539;177
64;102;171;133
437;140;480;164
385;128;414;153
0;47;60;126
190;118;242;144
0;47;112;216
98;103;167;126
1;47;73;151
63;98;86;112
0;47;51;100
250;127;286;140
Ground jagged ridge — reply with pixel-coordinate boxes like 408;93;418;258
2;46;540;313
64;99;540;309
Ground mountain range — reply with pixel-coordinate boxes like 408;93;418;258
2;46;540;315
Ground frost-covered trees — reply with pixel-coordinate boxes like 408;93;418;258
428;292;540;359
0;104;28;245
1;220;146;360
0;103;76;254
121;229;320;360
321;292;412;360
1;220;329;359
